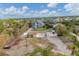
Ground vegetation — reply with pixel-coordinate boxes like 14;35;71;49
0;19;33;55
0;16;79;56
34;27;48;31
54;23;69;36
25;47;52;56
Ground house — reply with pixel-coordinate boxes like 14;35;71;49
34;32;46;38
32;20;45;28
34;29;57;38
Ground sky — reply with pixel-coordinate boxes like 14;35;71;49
0;3;79;18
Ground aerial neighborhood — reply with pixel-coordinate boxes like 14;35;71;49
0;16;79;56
0;3;79;56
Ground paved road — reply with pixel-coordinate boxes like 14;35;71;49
47;36;71;55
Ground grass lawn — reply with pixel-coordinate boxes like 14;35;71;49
34;27;48;31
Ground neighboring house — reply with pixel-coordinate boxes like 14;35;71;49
32;20;45;28
34;30;57;38
34;32;46;38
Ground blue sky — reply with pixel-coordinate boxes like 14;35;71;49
0;3;79;18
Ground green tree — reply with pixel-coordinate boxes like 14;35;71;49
54;23;68;36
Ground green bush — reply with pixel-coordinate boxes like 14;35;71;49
25;47;52;56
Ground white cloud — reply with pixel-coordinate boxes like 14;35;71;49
25;9;49;18
5;6;17;15
0;5;62;18
0;6;17;16
21;6;29;13
0;9;4;14
22;6;29;10
0;6;29;16
64;3;79;15
40;9;49;14
28;9;61;18
51;10;56;13
48;10;60;16
47;3;58;8
58;9;62;11
22;9;50;18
